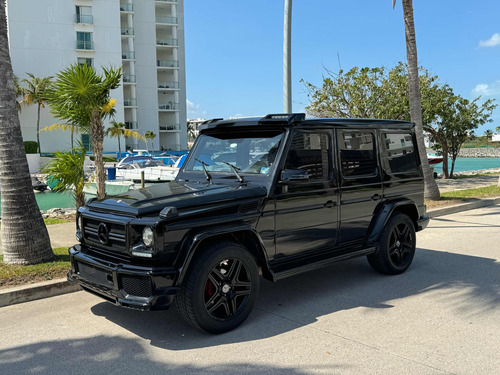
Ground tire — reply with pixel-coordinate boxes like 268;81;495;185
367;212;416;275
176;241;260;334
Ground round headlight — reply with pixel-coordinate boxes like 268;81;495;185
78;214;84;230
142;227;154;248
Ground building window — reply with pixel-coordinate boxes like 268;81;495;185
76;32;93;50
75;6;93;24
77;58;93;67
81;134;91;152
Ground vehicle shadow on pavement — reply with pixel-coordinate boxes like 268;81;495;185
0;335;331;374
90;247;500;351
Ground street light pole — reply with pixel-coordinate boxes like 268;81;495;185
283;0;292;113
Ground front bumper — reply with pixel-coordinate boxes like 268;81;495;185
416;215;430;232
68;244;179;311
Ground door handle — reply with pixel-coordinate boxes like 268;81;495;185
371;194;381;201
324;200;336;208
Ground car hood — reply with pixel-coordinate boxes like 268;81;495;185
87;180;268;217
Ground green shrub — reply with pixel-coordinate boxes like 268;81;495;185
24;141;38;154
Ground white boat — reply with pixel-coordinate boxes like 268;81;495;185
115;154;185;182
83;180;137;196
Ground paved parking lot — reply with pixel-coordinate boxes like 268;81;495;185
0;206;499;374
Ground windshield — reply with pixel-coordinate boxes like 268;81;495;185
184;131;284;177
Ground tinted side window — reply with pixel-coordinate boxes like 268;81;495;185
383;133;417;173
339;131;376;176
284;132;330;180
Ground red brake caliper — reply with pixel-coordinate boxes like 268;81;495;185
205;279;214;297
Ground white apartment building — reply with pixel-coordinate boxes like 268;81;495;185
7;0;187;154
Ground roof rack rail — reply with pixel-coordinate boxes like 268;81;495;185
259;113;305;125
201;118;223;125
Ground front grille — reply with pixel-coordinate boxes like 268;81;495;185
83;218;127;252
77;262;113;287
120;274;152;297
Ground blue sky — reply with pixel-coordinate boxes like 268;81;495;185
184;0;500;134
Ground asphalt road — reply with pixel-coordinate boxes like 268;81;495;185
0;206;499;374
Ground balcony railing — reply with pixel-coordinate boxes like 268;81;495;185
121;51;135;59
156;38;178;46
155;0;178;3
156;16;178;24
157;59;179;68
74;14;93;24
162;143;182;151
123;75;136;83
159;124;180;131
75;40;94;50
121;28;134;36
124;98;137;107
158;103;179;110
158;81;179;89
120;3;134;12
125;121;138;129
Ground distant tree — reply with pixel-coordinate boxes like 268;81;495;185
41;143;87;209
0;2;53;265
46;64;121;199
20;73;53;153
144;131;156;152
428;96;496;178
484;129;493;146
106;121;145;160
187;121;197;141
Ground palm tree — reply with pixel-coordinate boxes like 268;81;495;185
0;2;53;264
13;74;22;111
393;0;440;200
106;121;145;160
40;123;80;152
46;64;121;199
20;73;53;153
187;121;197;141
41;143;87;209
144;131;156;152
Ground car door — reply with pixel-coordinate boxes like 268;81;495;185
273;129;339;259
337;129;382;245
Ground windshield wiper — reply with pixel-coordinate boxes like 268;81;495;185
221;161;246;184
194;158;213;184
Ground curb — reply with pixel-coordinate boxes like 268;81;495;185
0;278;80;308
1;198;499;308
428;197;500;218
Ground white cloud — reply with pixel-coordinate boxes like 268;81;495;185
479;33;500;47
472;81;500;97
186;99;208;119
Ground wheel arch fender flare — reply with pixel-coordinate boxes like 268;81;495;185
174;224;272;286
367;199;419;245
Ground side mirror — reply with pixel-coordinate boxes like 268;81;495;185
280;169;309;183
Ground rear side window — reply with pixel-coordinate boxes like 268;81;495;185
338;131;376;176
284;131;331;180
382;133;417;173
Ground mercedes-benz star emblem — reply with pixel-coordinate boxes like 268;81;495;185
97;223;109;245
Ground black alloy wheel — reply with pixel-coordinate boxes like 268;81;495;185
204;258;252;320
176;241;259;334
367;212;416;275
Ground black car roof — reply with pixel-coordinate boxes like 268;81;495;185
198;113;414;132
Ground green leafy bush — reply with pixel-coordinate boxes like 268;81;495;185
24;141;38;154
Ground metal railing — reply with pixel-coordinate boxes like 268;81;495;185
74;14;93;24
157;81;179;89
120;3;134;12
162;143;182;151
156;16;178;24
124;98;137;107
159;124;180;131
125;122;138;129
158;103;179;110
121;27;134;36
121;51;135;59
157;59;179;68
123;75;136;83
155;0;178;3
75;40;94;50
156;38;178;46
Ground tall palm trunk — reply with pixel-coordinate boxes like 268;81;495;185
36;103;42;153
117;134;121;161
90;108;106;199
402;0;440;200
0;3;53;264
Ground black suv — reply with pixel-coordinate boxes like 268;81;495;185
68;113;429;333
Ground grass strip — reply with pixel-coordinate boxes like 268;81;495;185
0;247;70;289
426;185;500;209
